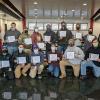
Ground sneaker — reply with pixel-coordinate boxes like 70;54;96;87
59;75;66;79
38;74;42;79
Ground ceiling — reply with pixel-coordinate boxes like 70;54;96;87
7;0;98;19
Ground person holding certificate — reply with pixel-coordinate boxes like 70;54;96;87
31;27;43;45
60;39;84;79
80;38;100;79
29;45;44;79
13;45;31;79
83;28;97;52
4;22;21;55
0;45;11;77
57;21;73;53
18;28;32;54
74;23;83;47
44;24;55;52
47;44;62;77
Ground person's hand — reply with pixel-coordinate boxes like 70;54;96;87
87;58;90;61
96;59;100;62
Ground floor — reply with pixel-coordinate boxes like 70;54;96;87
0;76;100;100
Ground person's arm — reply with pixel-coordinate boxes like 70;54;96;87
76;48;85;60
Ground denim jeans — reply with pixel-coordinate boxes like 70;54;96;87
7;46;18;55
81;60;100;77
48;64;60;77
58;44;67;54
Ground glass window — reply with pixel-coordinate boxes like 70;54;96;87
81;24;88;30
67;24;73;30
52;24;58;30
28;23;36;30
37;23;44;30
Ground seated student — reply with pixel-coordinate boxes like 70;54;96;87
13;45;31;79
0;45;11;77
29;45;44;79
47;44;62;77
60;39;84;79
80;38;100;79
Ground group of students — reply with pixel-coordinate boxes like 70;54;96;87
0;21;100;80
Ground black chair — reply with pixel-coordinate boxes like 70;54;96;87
65;66;74;79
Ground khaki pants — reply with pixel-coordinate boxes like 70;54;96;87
60;59;80;77
15;64;31;79
29;65;44;78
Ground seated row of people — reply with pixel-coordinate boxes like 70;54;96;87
0;38;100;80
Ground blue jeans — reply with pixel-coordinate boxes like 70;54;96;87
58;44;67;54
48;64;60;77
7;46;18;55
81;60;100;77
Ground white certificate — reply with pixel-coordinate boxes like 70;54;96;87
44;36;51;42
59;31;66;37
49;54;57;61
75;33;82;39
87;35;95;42
8;36;15;42
31;56;40;64
66;52;75;59
24;38;32;45
17;57;26;64
1;61;10;68
37;43;45;49
89;53;99;61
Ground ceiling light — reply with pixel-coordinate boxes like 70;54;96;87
83;3;87;6
72;10;75;12
34;9;38;11
34;1;38;5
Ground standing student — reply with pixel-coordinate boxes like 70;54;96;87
57;21;73;53
44;24;55;52
47;44;62;77
29;45;44;79
74;23;83;47
83;28;97;52
18;28;32;54
4;22;21;55
31;27;42;45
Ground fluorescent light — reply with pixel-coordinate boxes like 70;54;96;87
34;1;38;5
83;3;87;6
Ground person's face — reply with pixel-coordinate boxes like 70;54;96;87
34;28;38;32
92;40;98;47
76;25;80;30
68;40;75;47
46;25;51;30
11;23;16;31
51;45;56;51
88;28;93;35
61;23;66;28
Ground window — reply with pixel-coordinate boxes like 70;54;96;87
52;24;58;30
81;24;88;30
28;23;36;30
67;24;73;30
37;23;44;30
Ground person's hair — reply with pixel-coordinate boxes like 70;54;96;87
11;22;16;26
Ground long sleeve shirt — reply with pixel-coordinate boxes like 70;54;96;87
64;46;84;64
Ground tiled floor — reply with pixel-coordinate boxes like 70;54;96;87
0;76;100;100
